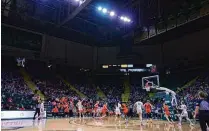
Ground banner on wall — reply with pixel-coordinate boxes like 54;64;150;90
1;119;47;129
1;111;46;120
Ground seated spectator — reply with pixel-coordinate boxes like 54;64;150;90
1;70;36;110
52;106;59;117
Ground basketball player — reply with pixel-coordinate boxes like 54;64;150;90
93;101;99;117
101;103;108;118
170;91;177;107
163;102;174;124
115;102;122;121
76;100;83;119
121;103;129;121
40;100;44;119
144;100;152;123
134;100;144;125
178;101;193;126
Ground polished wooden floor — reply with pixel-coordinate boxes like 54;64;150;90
1;117;201;131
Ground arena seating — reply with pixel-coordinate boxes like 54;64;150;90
176;74;209;110
2;59;209;119
95;75;124;108
122;79;131;102
1;70;36;110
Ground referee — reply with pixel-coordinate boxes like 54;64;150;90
33;96;41;120
194;91;209;131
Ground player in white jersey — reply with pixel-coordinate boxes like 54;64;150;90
40;101;44;119
178;102;193;126
115;102;122;120
171;92;177;107
134;100;144;125
76;100;83;119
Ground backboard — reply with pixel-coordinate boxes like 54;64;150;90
142;75;160;91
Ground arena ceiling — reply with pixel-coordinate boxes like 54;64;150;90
2;0;209;46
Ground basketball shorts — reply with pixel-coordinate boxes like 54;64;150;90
137;109;142;114
115;109;121;115
146;112;152;118
181;112;189;118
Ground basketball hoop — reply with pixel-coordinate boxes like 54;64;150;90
142;75;160;92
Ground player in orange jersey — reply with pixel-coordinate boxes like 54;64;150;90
144;100;153;123
101;103;108;118
122;103;129;121
163;102;174;124
64;106;70;117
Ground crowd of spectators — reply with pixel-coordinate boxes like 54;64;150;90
176;75;209;110
129;85;147;104
1;70;36;110
95;76;124;109
35;79;79;100
2;63;209;119
73;84;97;99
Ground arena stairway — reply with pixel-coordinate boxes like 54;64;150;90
122;80;131;102
176;76;198;93
93;84;106;99
20;68;45;99
58;76;87;98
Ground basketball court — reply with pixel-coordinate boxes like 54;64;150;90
1;117;201;131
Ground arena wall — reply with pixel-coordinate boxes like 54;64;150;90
163;27;209;64
132;44;162;64
97;27;209;65
97;45;162;65
97;46;121;65
43;35;94;68
2;24;209;68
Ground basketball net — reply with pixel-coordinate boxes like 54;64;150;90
145;85;151;92
144;79;158;92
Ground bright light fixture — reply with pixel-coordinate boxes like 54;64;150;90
120;16;124;20
120;16;131;22
110;11;115;16
97;7;133;23
123;17;128;22
102;8;107;13
98;6;102;11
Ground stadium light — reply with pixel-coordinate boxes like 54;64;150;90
110;11;115;16
98;6;102;11
96;6;133;23
123;17;128;22
120;16;124;20
120;16;131;23
102;8;107;13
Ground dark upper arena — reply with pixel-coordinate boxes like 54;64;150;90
1;0;209;127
